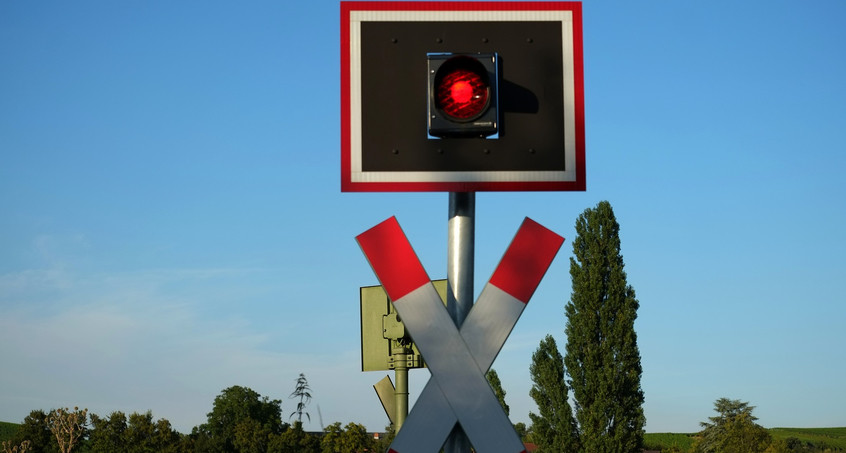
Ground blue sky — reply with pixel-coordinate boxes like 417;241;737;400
2;0;845;435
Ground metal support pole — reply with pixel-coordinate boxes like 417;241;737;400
447;192;475;325
444;191;475;453
393;346;409;432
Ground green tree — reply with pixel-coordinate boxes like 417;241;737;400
320;422;375;453
375;424;396;453
89;411;180;453
289;374;313;424
125;411;180;453
513;422;530;443
124;412;156;453
564;201;645;452
198;385;285;453
89;411;127;453
485;369;509;416
763;437;816;453
45;408;87;453
320;422;343;453
268;421;320;453
232;418;271;453
529;334;579;453
339;422;375;453
694;398;771;453
183;427;213;453
9;410;57;453
152;417;181;453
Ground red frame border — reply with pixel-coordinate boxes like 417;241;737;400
341;1;585;192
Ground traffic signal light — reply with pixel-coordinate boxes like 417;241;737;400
427;53;499;138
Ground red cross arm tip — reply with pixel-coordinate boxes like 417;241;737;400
356;216;431;302
489;217;564;303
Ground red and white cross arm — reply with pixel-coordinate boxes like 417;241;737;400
356;217;564;453
390;217;564;453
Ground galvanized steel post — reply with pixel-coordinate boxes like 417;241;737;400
445;191;474;452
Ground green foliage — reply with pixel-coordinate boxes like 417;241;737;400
529;334;579;453
184;426;214;452
131;412;180;453
768;427;846;451
268;421;320;453
563;201;646;453
513;422;529;443
9;410;58;453
485;369;509;417
375;424;396;452
644;428;846;453
232;417;272;453
88;410;180;453
0;422;20;443
320;422;375;453
198;385;285;453
694;398;771;453
5;378;841;453
88;411;126;453
45;407;88;453
3;385;323;453
320;422;343;453
642;433;696;452
338;422;374;453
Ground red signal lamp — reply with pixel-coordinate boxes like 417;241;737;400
428;53;499;138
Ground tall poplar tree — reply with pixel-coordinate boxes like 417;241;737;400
564;201;645;452
529;334;579;453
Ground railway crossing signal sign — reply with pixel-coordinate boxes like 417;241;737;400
341;1;585;192
357;216;564;453
343;2;582;450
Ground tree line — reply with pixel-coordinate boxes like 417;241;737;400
2;384;385;453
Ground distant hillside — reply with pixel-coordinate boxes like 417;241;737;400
0;421;20;442
644;427;846;452
769;427;846;451
643;432;696;451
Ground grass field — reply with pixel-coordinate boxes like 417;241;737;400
643;432;696;451
643;427;846;452
0;421;20;443
769;427;846;451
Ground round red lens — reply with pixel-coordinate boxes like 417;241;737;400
436;66;489;120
